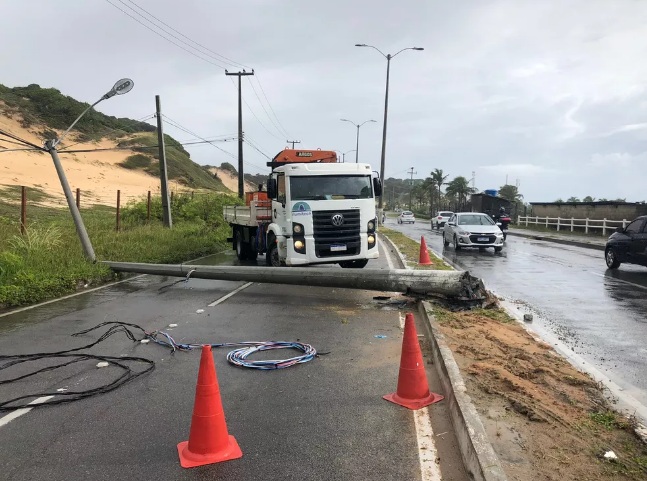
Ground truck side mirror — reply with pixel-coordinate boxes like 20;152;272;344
373;177;382;196
267;178;277;199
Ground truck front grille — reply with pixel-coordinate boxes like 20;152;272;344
312;209;361;258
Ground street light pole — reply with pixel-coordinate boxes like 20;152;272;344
342;149;356;163
340;118;376;163
355;44;424;209
48;78;134;262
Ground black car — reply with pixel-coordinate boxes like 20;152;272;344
605;216;647;269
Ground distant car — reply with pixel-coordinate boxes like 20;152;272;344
605;216;647;269
443;212;505;252
397;211;415;224
431;211;454;230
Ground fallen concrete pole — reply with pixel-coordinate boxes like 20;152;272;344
103;262;485;299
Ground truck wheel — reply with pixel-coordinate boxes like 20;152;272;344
235;230;250;261
339;259;369;268
266;238;282;267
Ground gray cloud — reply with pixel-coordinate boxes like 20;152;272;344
1;0;646;202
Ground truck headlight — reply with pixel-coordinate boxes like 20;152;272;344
368;220;375;231
294;240;304;250
293;223;304;234
368;235;375;245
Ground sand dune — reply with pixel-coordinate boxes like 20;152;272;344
0;108;239;207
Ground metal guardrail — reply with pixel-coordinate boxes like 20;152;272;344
517;215;629;236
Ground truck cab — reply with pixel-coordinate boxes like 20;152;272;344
266;161;381;267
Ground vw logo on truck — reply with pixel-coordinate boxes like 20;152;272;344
331;214;344;226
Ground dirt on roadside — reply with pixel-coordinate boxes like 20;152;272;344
428;304;647;481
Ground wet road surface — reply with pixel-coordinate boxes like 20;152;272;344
0;245;467;481
389;217;647;421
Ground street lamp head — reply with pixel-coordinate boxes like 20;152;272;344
355;44;367;47
103;78;134;99
413;47;424;51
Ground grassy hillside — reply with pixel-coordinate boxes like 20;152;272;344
118;133;227;190
0;83;227;191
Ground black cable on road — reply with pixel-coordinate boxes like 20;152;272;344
0;323;154;411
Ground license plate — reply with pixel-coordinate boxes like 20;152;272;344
331;244;347;252
477;237;489;242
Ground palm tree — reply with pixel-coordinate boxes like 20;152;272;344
566;196;580;203
446;176;474;211
498;184;524;203
430;168;449;214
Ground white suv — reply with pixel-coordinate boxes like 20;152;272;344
397;211;416;224
431;211;453;230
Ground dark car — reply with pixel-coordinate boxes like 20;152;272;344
605;216;647;269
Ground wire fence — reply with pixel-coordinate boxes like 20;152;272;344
5;185;209;234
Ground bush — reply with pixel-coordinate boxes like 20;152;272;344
120;154;152;170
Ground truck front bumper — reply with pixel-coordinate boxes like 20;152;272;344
283;234;379;266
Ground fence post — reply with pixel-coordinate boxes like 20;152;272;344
545;216;549;228
585;218;589;234
170;191;174;205
75;188;80;209
116;189;121;232
517;215;521;225
525;216;528;227
20;186;26;235
602;218;607;237
535;216;538;225
557;217;561;231
570;217;574;232
147;190;151;223
623;219;627;229
191;191;194;199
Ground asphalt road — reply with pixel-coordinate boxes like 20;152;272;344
0;243;467;481
390;217;647;422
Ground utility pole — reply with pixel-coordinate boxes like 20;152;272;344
287;140;301;149
226;69;255;198
408;166;417;210
155;95;172;228
472;171;476;191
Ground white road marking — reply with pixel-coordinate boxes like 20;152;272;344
208;282;254;306
382;238;396;270
414;407;443;481
0;275;146;318
0;396;54;428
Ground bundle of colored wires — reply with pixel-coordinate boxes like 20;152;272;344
145;329;317;370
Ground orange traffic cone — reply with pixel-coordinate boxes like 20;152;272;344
383;313;444;410
177;345;242;468
419;236;433;265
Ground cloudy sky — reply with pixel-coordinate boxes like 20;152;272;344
2;0;647;202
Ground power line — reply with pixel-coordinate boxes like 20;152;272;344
247;77;289;140
121;0;251;70
255;75;292;138
104;0;229;69
243;138;271;160
0;129;44;150
228;77;284;142
161;114;237;159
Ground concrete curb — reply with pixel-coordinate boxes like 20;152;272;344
379;232;508;481
419;301;508;481
508;230;606;251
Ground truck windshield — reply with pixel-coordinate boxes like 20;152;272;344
290;175;373;200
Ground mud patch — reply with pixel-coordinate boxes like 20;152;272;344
430;304;647;481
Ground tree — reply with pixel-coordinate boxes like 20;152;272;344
430;168;449;214
445;176;474;210
582;196;595;202
598;198;608;202
566;196;580;203
498;184;524;203
554;198;564;203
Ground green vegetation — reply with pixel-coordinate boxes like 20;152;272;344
118;133;227;190
0;83;155;141
0;185;54;203
0;192;241;309
119;153;152;170
379;226;451;270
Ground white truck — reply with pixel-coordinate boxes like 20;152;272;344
223;149;382;268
